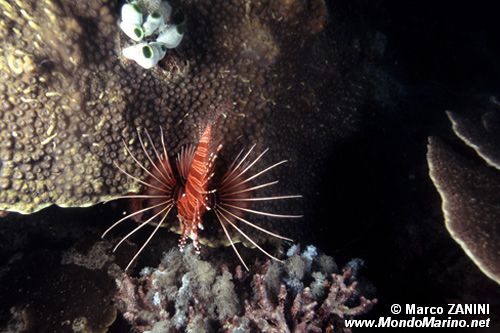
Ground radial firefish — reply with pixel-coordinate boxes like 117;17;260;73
103;117;302;271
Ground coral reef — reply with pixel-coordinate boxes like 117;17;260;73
0;0;372;216
114;245;376;333
427;100;500;284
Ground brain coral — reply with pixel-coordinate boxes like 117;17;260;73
0;0;368;214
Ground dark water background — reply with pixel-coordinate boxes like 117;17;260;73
312;1;500;332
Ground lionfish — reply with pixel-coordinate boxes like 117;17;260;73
102;112;302;271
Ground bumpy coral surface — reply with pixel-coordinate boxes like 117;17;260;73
0;0;369;214
114;245;376;333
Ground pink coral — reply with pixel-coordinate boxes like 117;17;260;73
113;245;376;333
225;265;377;333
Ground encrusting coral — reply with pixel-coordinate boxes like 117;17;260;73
428;137;500;284
0;0;372;216
446;103;500;170
114;244;376;333
427;98;500;285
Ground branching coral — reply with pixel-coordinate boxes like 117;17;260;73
114;245;376;333
115;246;238;332
230;270;374;333
226;251;376;333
